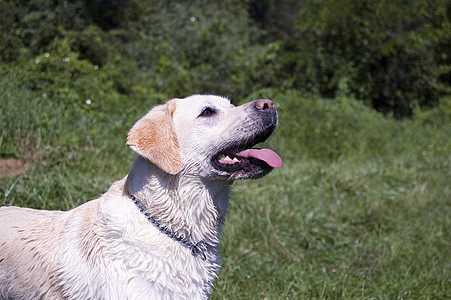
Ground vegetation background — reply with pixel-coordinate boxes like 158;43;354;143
1;0;450;298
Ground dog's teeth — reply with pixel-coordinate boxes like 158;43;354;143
218;154;240;164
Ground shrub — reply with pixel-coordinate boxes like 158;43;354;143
249;0;451;117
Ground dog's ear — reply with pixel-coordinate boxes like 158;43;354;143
126;100;181;175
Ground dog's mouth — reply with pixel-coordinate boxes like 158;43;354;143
211;126;282;179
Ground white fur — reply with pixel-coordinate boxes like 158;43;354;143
0;95;278;299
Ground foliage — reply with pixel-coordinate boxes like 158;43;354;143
120;0;263;97
1;0;449;116
0;0;264;99
249;0;451;117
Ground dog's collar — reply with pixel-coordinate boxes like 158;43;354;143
128;194;207;261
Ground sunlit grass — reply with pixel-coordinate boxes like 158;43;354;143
214;154;449;298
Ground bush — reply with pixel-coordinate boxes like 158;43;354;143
2;0;448;118
249;0;451;117
111;0;264;97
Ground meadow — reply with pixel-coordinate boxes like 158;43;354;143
1;72;449;298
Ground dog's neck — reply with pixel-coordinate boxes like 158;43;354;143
124;155;231;246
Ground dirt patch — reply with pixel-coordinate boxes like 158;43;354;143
0;158;28;178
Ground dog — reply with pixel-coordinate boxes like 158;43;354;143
0;95;282;299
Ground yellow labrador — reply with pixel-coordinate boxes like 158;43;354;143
0;95;282;299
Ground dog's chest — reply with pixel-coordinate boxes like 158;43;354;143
60;238;216;299
58;201;218;299
103;244;215;299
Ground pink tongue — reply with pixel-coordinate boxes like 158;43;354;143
236;149;283;168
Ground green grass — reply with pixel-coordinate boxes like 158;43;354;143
215;156;449;298
1;75;450;298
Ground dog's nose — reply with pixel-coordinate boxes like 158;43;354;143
254;99;275;111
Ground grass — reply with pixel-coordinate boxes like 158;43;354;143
215;156;449;298
1;74;450;298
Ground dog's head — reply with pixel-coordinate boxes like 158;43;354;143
127;95;282;181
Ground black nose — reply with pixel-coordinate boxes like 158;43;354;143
254;99;275;111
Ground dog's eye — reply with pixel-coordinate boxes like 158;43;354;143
199;107;216;117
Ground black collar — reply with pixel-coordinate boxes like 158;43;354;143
129;194;207;260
